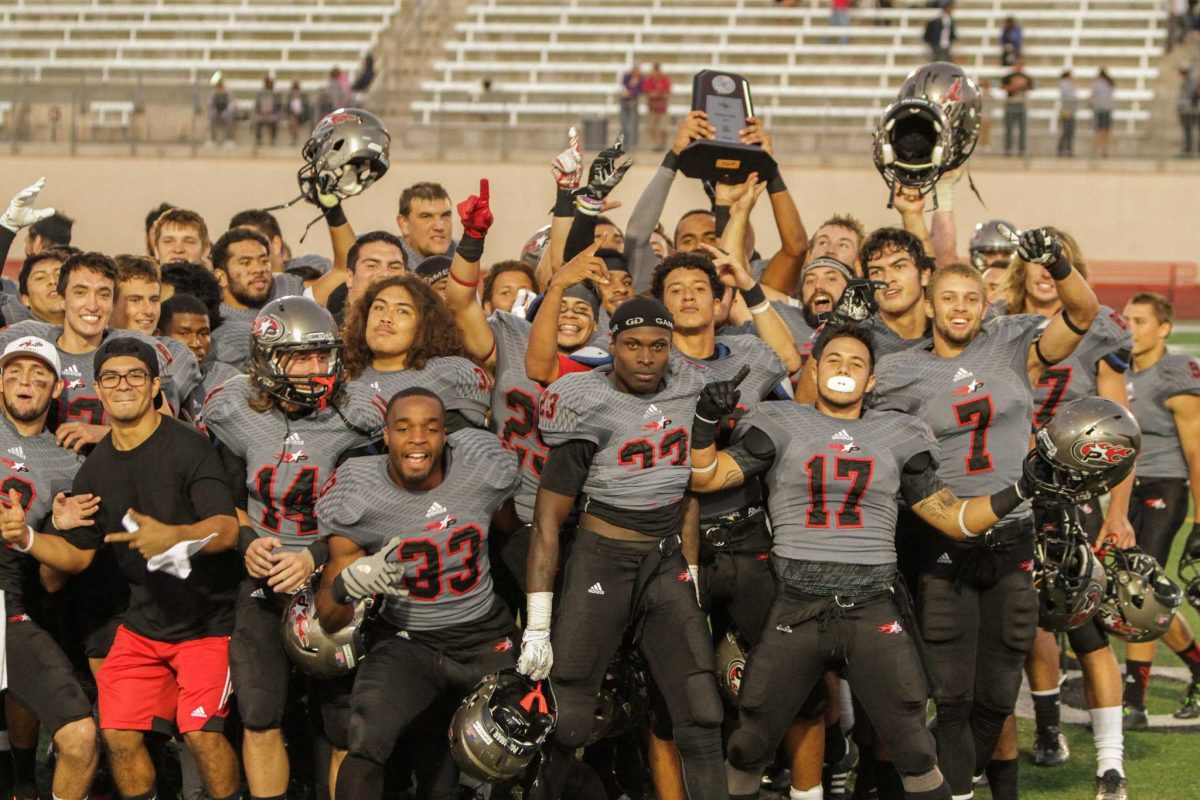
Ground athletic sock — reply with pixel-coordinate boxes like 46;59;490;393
1031;688;1062;731
874;760;904;800
11;745;36;797
124;792;158;800
824;722;848;765
791;786;824;800
984;758;1019;800
1123;659;1153;708
1090;705;1125;777
1172;639;1200;681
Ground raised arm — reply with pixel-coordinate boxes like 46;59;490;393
308;201;357;306
893;188;935;259
445;180;499;369
525;243;607;385
739;117;808;294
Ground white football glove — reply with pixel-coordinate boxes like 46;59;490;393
550;127;584;190
333;537;408;604
1;178;55;233
517;629;554;681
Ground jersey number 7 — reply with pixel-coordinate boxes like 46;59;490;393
953;395;995;474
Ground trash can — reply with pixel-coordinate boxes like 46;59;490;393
582;116;608;151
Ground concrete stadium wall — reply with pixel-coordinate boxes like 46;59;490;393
2;153;1195;294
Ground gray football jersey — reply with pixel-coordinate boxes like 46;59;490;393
210;316;252;371
201;375;384;549
355;356;491;427
722;301;817;360
539;359;709;511
189;359;242;419
0;322;200;424
1031;307;1131;428
488;312;546;524
316;430;520;631
741;404;938;565
0;294;32;325
1128;352;1200;479
676;334;789;518
0;417;84;610
871;314;1043;501
862;315;933;358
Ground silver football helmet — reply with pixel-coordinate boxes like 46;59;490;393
449;668;557;783
715;626;750;706
249;297;344;411
873;62;982;196
969;219;1018;270
298;108;391;207
1026;397;1141;504
1097;547;1183;643
280;575;370;679
520;225;552;268
1034;524;1107;632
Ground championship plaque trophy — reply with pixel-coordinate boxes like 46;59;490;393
678;70;776;184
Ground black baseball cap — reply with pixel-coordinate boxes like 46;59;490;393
94;336;160;381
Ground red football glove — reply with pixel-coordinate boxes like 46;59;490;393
457;179;493;240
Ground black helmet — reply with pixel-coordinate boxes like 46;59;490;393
874;62;982;196
250;296;344;411
1034;521;1107;632
1179;528;1200;612
585;649;649;745
298;108;391;207
969;219;1018;270
280;575;370;679
1025;397;1141;504
450;669;557;782
1097;547;1183;643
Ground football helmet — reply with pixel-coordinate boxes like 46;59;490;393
520;224;552;268
298;108;391;207
1034;520;1107;632
1179;526;1200;611
969;219;1018;270
873;62;982;196
449;668;557;782
249;297;344;411
1025;397;1140;504
1097;547;1183;643
585;649;649;745
715;626;750;706
280;575;370;679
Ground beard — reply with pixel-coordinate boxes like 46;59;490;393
230;281;271;309
2;394;51;424
803;292;835;328
934;316;981;347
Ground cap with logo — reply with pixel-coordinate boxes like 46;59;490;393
0;336;62;379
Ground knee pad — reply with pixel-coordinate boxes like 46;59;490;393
682;673;725;729
727;726;771;773
548;689;599;750
998;577;1038;653
1067;617;1109;656
934;699;971;729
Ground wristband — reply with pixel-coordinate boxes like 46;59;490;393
1061;309;1088;336
554;188;576;218
332;573;353;606
449;269;479;288
306;538;330;570
662;150;681;172
740;282;768;311
691;413;720;450
236;525;257;556
766;171;787;195
526;591;553;631
934;178;955;212
322;203;347;228
988;482;1027;521
574;195;602;217
13;526;34;553
1047;257;1072;282
690;459;718;474
456;235;485;263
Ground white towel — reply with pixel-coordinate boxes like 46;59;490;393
146;533;218;580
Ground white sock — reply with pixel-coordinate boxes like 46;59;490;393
1091;705;1125;776
838;677;855;734
790;786;823;800
952;794;975;800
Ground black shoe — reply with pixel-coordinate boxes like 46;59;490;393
823;738;859;799
1094;768;1129;800
1174;679;1200;719
1122;704;1148;731
1033;725;1070;766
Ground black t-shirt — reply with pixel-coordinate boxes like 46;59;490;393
55;416;240;642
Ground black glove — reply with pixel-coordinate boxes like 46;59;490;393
826;279;886;324
692;366;750;450
1184;522;1200;561
572;136;634;214
1004;225;1070;280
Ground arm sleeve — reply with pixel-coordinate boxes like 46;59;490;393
538;440;597;497
899;451;947;508
563;212;599;263
627;166;678;295
0;224;15;268
214;440;250;508
724;427;776;480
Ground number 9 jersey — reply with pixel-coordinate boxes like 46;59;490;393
201;375;385;551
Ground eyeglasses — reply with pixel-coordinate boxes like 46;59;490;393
96;369;151;389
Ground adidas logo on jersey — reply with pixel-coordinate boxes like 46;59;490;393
6;446;24;460
937;552;953;565
283;432;304;447
250;588;266;599
190;706;207;719
61;364;82;378
643;404;662;419
953;368;973;382
588;582;605;595
426;501;448;518
370;381;381;392
831;430;853;441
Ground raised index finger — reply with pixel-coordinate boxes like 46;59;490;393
731;365;751;387
478;178;489;202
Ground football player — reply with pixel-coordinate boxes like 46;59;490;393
315;388;522;798
869;229;1099;800
518;298;727;800
201;296;384;800
1121;293;1200;728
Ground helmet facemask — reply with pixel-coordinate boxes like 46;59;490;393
254;343;344;412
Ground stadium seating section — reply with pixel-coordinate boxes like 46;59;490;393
414;0;1165;137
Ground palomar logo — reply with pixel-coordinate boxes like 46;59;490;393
1072;440;1134;466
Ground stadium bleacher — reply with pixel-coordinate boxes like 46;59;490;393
413;0;1165;138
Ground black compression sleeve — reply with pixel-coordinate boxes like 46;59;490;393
724;427;776;480
0;225;15;268
538;440;598;498
563;211;599;263
899;451;946;507
237;525;257;556
306;537;330;569
988;482;1026;519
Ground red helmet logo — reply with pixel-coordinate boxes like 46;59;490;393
1072;440;1135;466
252;315;283;342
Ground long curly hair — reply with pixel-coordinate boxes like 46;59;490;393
1001;226;1088;315
342;274;465;379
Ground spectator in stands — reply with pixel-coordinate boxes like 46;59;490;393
1058;69;1080;157
619;65;644;150
287;81;310;145
1168;0;1190;53
999;16;1022;66
1091;68;1116;158
24;211;73;256
254;76;282;147
1179;64;1198;155
328;67;352;112
396;182;457;268
207;78;234;148
351;54;377;101
643;63;672;150
923;1;956;62
150;208;211;267
1001;59;1033;156
829;0;852;43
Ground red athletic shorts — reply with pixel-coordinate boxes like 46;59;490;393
97;625;232;734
